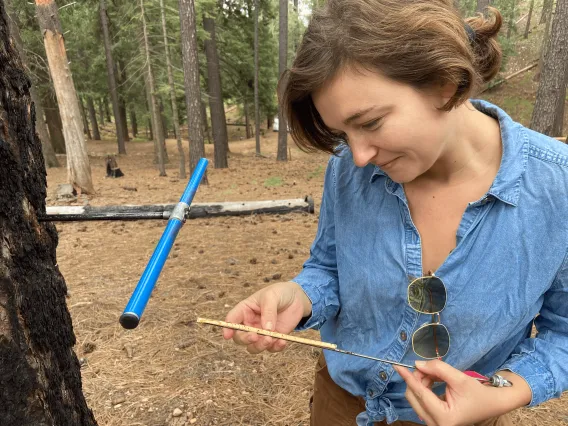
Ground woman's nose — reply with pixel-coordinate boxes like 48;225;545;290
350;139;378;168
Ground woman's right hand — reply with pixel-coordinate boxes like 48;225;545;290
223;281;312;354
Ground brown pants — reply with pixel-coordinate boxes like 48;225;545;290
310;354;515;426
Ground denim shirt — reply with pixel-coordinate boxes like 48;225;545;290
292;100;568;425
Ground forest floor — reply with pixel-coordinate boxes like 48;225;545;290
46;25;568;426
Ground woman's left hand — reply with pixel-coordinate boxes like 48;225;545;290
394;360;531;426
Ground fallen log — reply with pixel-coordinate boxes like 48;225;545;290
40;197;315;222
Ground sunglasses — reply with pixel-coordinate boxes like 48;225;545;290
407;275;450;359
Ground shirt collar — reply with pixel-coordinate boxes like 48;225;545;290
370;99;528;207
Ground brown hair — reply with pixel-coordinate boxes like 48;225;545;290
280;0;503;154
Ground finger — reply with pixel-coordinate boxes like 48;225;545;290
224;302;248;340
246;335;274;354
414;360;469;389
412;369;434;388
266;339;287;353
397;365;446;415
233;330;260;346
259;290;279;331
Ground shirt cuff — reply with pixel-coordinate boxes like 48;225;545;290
499;352;555;406
291;268;339;331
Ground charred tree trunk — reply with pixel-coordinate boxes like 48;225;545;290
160;0;186;178
130;109;138;137
79;96;92;140
43;93;66;154
0;4;97;424
87;97;101;140
116;60;130;142
530;0;568;137
98;98;105;126
100;0;126;153
201;99;212;144
540;0;553;25
254;0;261;155
244;97;252;139
35;0;94;193
141;0;166;176
179;0;208;183
203;14;228;168
6;0;59;168
104;97;111;123
277;0;288;161
524;0;534;39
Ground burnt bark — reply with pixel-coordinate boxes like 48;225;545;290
100;0;126;153
203;14;228;168
87;97;101;140
79;96;92;140
277;0;288;161
43;93;66;154
0;3;97;424
130;109;138;137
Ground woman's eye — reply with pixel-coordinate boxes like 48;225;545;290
362;119;381;130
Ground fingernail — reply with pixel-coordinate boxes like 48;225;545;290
265;321;273;331
415;361;426;367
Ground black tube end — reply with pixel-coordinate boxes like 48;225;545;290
120;312;140;329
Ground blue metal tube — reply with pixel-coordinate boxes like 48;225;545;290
120;158;208;329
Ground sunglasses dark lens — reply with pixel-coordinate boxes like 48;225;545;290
412;324;450;359
408;276;446;314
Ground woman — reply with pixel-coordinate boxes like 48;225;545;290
223;1;568;425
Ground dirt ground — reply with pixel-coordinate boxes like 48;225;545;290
47;128;567;425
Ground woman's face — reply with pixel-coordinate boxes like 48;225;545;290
312;66;456;184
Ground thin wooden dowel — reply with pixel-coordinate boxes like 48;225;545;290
196;318;337;350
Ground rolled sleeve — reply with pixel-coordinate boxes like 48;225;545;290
292;156;340;331
500;248;568;406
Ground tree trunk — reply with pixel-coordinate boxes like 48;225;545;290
79;96;92;140
267;115;273;130
506;1;516;39
100;0;126;154
0;4;97;424
35;0;94;194
98;97;105;126
201;99;212;144
530;0;568;137
277;0;288;161
148;118;153;140
87;96;101;140
104;97;111;122
130;109;138;137
159;98;168;141
116;60;130;142
540;0;553;25
524;0;534;39
6;0;59;168
43;93;66;154
254;0;261;155
141;0;166;176
534;1;554;82
244;98;252;139
160;0;186;178
179;0;208;182
476;0;491;15
203;15;228;168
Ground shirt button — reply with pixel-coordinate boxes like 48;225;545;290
379;371;388;381
367;389;375;397
400;331;408;341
